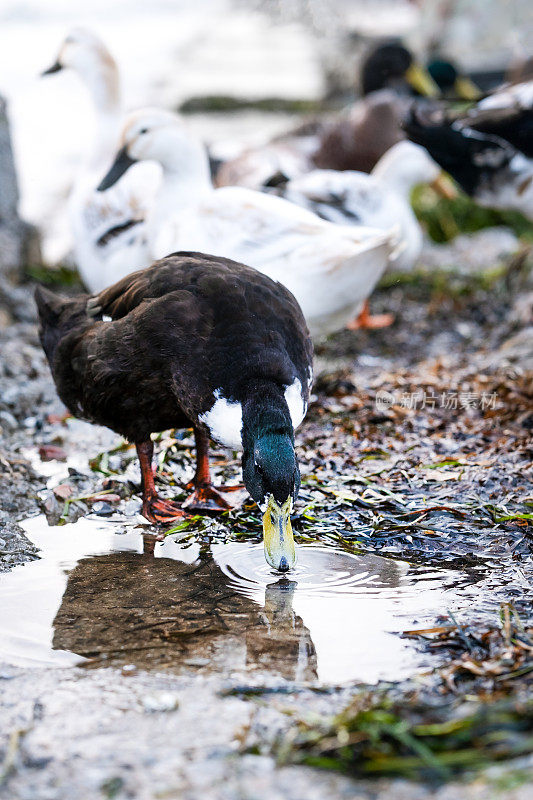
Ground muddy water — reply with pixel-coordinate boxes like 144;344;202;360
0;515;474;683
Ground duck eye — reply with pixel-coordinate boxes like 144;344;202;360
139;127;148;135
255;462;263;476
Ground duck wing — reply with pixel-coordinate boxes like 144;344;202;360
277;169;385;225
448;81;533;158
61;253;313;444
86;258;191;320
87;253;237;320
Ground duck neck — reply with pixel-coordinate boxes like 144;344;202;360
79;59;122;169
372;142;437;200
241;381;294;449
149;134;213;231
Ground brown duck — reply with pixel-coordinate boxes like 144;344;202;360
35;251;313;571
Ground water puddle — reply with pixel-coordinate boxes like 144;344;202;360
0;515;476;683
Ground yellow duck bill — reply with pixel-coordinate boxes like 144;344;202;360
405;62;440;98
454;75;482;101
430;171;459;200
262;495;296;572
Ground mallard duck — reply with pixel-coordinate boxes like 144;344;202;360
35;252;313;572
97;109;399;338
405;108;533;220
426;59;481;101
42;29;160;291
359;42;440;98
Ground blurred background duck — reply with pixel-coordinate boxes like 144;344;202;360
275;141;453;328
457;80;533;157
97;109;400;338
274;141;447;273
42;29;160;292
314;42;481;173
215;40;442;190
35;252;313;572
425;58;481;101
405;107;533;221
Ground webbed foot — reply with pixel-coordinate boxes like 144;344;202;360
346;300;394;330
183;484;232;513
347;311;395;330
142;494;188;524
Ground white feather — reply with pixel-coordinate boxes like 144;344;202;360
198;391;243;450
284;378;307;430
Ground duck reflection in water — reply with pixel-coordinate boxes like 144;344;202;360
52;543;317;680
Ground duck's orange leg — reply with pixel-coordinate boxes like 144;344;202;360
183;428;232;512
346;300;395;330
136;440;188;524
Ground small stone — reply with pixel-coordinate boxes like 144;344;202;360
43;494;59;514
107;455;124;472
92;501;115;516
121;664;137;677
0;410;17;431
38;444;67;462
141;692;180;713
123;499;141;517
183;657;210;667
53;484;73;500
91;493;121;504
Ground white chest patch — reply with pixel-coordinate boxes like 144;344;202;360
284;377;307;430
198;390;243;450
199;377;308;450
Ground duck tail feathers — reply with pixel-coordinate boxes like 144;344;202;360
384;223;405;263
34;285;68;324
35;286;86;364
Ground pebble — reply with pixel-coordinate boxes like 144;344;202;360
141;692;180;713
38;444;67;462
53;484;73;500
0;410;17;431
123;499;141;517
91;501;115;516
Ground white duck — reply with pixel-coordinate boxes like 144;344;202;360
274;141;447;274
42;29;160;291
97;109;400;338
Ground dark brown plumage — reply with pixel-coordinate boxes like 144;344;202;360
35;252;313;569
